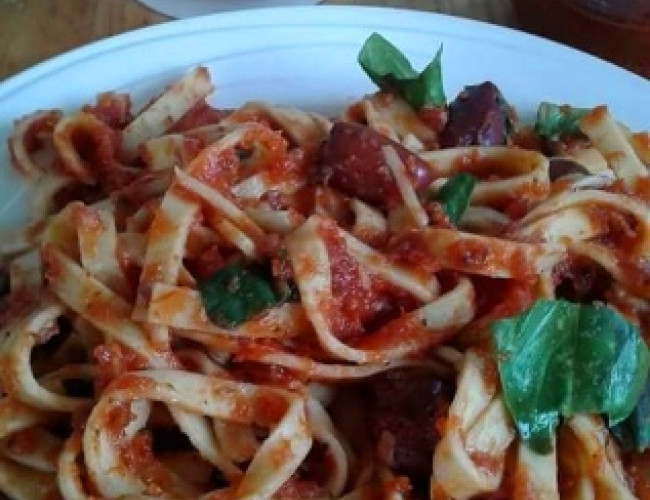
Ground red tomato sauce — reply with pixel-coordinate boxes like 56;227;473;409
253;392;288;427
82;92;132;129
8;111;61;178
230;361;303;388
120;431;179;496
275;478;326;500
169;101;230;133
190;147;240;192
319;222;403;339
385;231;440;275
586;205;638;250
417;107;447;133
94;343;149;392
59;116;128;189
6;428;40;455
354;315;451;356
472;276;537;321
443;237;533;280
494;181;549;219
625;451;650;499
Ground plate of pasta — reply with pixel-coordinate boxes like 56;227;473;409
1;6;650;500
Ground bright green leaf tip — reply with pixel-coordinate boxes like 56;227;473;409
357;32;446;109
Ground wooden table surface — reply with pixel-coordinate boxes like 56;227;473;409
0;0;516;81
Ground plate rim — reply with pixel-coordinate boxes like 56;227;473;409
1;5;649;101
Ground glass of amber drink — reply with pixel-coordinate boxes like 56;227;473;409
511;0;650;78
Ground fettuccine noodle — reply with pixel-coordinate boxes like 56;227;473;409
1;59;650;500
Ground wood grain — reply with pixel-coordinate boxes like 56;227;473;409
0;0;515;80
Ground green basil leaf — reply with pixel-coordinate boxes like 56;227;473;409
358;33;418;85
534;102;590;140
611;375;650;452
434;172;477;224
199;263;277;328
493;299;650;454
399;47;446;110
358;33;446;109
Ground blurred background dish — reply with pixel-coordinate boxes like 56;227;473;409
135;0;321;19
511;0;650;77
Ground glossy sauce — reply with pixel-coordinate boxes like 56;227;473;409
120;431;181;497
320;222;398;339
94;342;149;392
625;451;650;499
82;92;132;129
512;0;650;77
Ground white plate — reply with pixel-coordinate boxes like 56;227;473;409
1;5;649;228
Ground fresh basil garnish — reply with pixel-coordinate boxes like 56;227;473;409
493;299;649;454
611;375;650;452
434;172;477;224
199;263;277;328
358;33;446;110
534;102;589;140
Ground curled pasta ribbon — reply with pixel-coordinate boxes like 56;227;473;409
513;189;650;249
580;106;648;187
223;100;332;151
420;146;550;207
43;245;171;366
180;121;305;212
344;92;437;150
306;398;351;497
8;110;62;180
511;438;560;500
350;199;388;245
57;431;86;500
513;190;650;298
1;426;63;474
82;370;312;500
44;221;248;496
286;214;473;364
383;146;429;228
432;350;515;500
147;284;310;340
133;185;200;323
139;122;244;172
0;300;91;412
8;248;42;295
0;397;51;443
174;167;267;256
121;67;214;161
558;415;638;500
184;121;290;193
0;455;59;500
43;201;129;297
52;111;122;185
135;123;290;320
41;198;174;353
408;227;563;280
235;349;451;382
139;115;301;173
